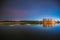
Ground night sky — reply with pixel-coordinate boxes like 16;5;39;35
0;0;60;20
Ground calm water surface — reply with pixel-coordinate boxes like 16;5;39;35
0;24;60;40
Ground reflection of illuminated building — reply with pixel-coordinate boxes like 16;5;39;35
0;18;59;27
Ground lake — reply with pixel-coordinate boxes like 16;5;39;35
0;24;60;40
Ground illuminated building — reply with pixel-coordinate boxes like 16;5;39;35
42;18;56;27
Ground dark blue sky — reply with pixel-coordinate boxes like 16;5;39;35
0;0;60;20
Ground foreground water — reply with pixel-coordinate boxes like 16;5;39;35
0;24;60;40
